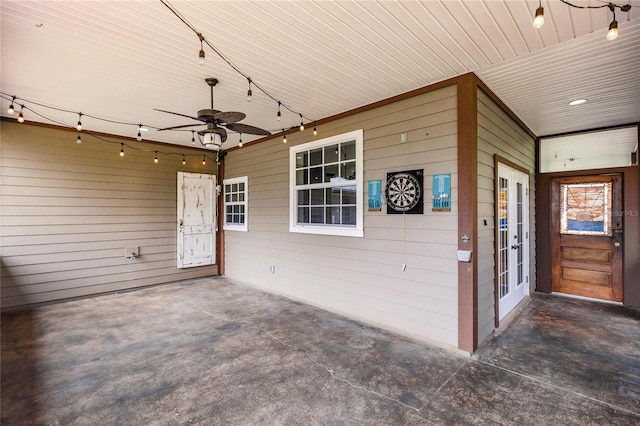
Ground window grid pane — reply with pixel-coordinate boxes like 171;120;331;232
224;177;248;231
291;131;362;233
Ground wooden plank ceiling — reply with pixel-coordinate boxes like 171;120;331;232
1;1;638;163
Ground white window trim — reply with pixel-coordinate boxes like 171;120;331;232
223;176;248;232
289;129;364;237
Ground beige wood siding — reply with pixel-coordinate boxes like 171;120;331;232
0;122;217;308
225;85;459;348
476;89;536;344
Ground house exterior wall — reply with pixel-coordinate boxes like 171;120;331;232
224;84;460;348
0;121;218;309
476;89;536;344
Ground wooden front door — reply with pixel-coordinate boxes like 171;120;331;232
551;175;623;301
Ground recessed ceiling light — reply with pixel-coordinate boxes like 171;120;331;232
569;99;587;106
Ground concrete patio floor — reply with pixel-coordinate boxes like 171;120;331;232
2;277;639;425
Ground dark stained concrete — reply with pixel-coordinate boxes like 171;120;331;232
2;278;639;425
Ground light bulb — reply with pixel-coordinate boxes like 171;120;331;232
277;102;281;121
313;125;318;136
8;96;16;115
238;135;243;148
76;134;82;144
182;155;186;165
607;19;618;40
137;125;143;141
247;81;252;102
76;113;82;131
120;143;125;157
299;114;304;131
154;152;159;163
191;131;196;145
17;110;24;123
202;155;206;165
533;5;544;29
283;132;287;144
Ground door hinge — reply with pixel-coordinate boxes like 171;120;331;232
526;276;529;283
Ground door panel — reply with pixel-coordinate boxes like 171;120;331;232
177;172;216;268
551;175;623;302
497;164;529;320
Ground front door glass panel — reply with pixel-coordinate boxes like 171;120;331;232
560;183;611;236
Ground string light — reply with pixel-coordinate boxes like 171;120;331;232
182;154;186;165
120;143;125;157
76;113;83;131
533;1;544;29
76;133;82;144
299;114;305;132
17;107;25;123
282;130;287;144
154;151;159;163
198;33;205;66
313;124;318;136
8;96;16;115
191;131;196;145
137;124;143;141
534;1;632;40
238;134;243;148
160;1;316;135
607;13;619;40
202;155;206;165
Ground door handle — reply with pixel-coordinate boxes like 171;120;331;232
511;244;519;250
179;219;184;228
614;241;621;251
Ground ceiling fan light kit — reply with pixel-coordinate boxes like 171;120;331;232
533;1;632;40
155;77;271;150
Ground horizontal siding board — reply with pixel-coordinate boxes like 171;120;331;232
1;122;218;309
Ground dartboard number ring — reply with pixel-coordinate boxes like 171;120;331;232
386;173;421;212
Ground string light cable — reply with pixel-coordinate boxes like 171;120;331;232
0;93;219;165
159;0;317;129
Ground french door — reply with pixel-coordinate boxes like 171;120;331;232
497;163;529;320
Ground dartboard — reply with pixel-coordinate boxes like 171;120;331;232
386;172;421;212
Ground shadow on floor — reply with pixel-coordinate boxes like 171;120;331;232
1;278;639;425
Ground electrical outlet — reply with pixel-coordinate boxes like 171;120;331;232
400;132;408;144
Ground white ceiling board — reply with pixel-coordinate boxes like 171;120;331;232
1;0;639;152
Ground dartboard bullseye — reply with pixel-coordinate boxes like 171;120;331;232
386;172;421;212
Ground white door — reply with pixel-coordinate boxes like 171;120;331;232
177;172;216;268
497;163;529;320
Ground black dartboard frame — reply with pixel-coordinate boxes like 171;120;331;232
385;169;424;214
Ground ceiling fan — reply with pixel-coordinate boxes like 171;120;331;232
156;77;271;149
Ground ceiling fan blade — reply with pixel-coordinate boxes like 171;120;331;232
157;123;203;131
225;123;272;136
215;111;246;124
154;109;201;122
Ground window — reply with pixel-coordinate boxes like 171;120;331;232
290;129;363;237
223;176;248;232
